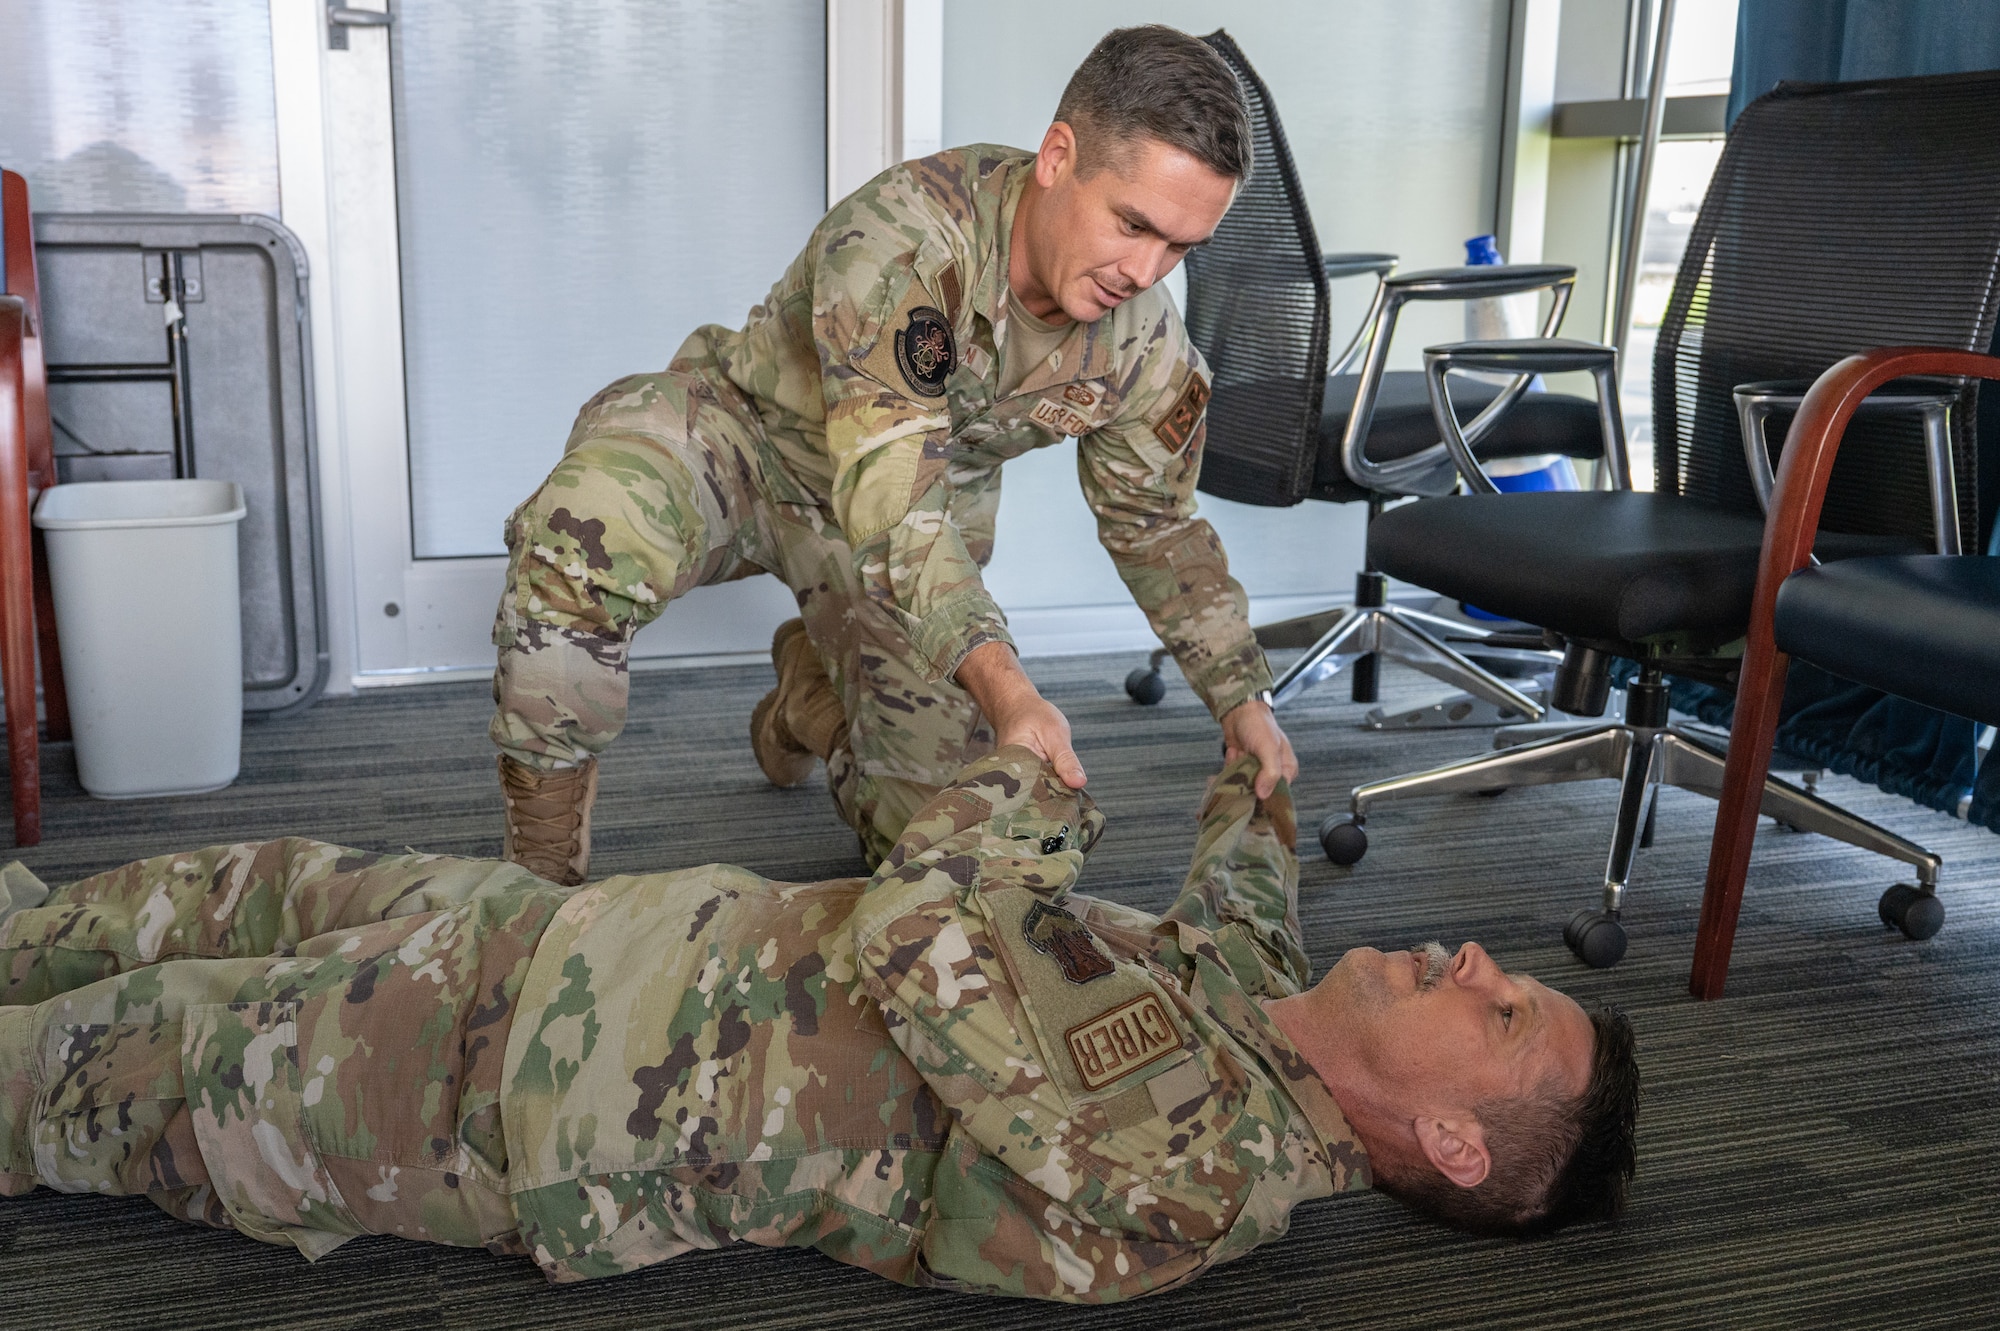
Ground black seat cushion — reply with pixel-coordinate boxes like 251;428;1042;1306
1370;491;1919;644
1311;370;1604;501
1775;555;2000;726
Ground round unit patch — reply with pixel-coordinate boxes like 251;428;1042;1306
894;305;957;398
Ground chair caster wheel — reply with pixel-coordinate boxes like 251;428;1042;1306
1878;884;1944;940
1319;818;1367;866
1564;908;1628;968
1124;668;1166;705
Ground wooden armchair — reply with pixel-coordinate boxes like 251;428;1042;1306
1;167;73;845
1692;347;2000;999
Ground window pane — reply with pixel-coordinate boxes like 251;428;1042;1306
0;0;279;214
1663;0;1740;96
391;0;827;558
1620;0;1738;489
1620;138;1727;491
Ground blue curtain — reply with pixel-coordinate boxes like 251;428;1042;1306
1729;0;2000;124
1695;0;2000;830
1633;665;1980;820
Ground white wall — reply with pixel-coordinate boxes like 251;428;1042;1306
944;2;1515;648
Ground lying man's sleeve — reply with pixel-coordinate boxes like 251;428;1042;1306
847;749;1319;1302
1162;760;1312;997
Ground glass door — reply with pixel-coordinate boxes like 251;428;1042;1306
318;0;823;676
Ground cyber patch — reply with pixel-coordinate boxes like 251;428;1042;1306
1022;900;1115;985
1150;369;1211;452
894;304;957;398
1065;993;1182;1092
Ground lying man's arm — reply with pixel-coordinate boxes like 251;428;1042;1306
1161;758;1312;997
847;749;1328;1301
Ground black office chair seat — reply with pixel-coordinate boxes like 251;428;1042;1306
1775;555;2000;726
1308;372;1603;502
1370;491;1920;644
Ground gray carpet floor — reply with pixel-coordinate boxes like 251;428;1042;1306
0;652;1995;1330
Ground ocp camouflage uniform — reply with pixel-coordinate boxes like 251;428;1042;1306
0;752;1367;1301
494;145;1272;862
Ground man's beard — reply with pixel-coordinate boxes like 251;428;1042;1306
1416;941;1451;991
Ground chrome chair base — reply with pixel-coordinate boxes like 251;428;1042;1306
1259;601;1551;722
1362;672;1561;730
1322;684;1942;967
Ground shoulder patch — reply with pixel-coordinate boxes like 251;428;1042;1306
1150;369;1211;452
1065;993;1183;1092
1022;901;1115;984
894;305;957;398
935;260;963;322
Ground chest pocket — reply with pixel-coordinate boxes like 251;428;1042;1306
980;890;1196;1108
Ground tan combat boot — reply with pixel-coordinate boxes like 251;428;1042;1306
751;619;848;787
498;754;597;886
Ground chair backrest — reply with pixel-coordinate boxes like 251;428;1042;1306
1655;71;2000;545
1181;31;1329;508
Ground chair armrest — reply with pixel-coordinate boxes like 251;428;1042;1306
1732;375;1965;553
1325;253;1399;375
1695;346;2000;1000
1421;338;1629;495
1384;263;1577;300
1336;274;1582;496
1424;337;1614;375
1323;252;1398;281
1756;349;2000;609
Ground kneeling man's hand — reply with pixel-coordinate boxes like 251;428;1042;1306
1222;697;1298;799
956;641;1088;788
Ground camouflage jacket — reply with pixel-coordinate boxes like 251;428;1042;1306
683;146;1272;719
499;749;1369;1299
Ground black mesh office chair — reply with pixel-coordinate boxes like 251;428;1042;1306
1122;30;1607;728
1318;71;2000;969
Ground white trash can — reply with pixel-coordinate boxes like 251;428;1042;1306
33;480;248;798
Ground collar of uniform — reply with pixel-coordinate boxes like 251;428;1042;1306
1194;962;1372;1190
1258;1009;1372;1189
979;156;1120;396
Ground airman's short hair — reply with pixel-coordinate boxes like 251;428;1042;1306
1379;1004;1641;1237
1054;26;1252;183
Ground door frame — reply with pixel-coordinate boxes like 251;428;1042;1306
269;0;941;691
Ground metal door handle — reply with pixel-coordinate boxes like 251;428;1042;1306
328;4;392;50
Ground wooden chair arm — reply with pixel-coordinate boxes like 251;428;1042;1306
1756;347;2000;624
1691;346;2000;1000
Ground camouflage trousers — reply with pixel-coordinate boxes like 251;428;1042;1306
0;842;569;1261
492;369;994;865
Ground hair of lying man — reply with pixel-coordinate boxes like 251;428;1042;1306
1053;24;1254;184
1376;1003;1641;1238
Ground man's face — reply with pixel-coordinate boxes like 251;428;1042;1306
1320;941;1596;1121
1017;125;1238;324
